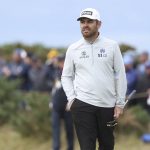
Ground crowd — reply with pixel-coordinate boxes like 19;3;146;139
0;48;59;92
0;48;150;113
123;50;150;113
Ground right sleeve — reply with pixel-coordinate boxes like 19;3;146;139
113;43;127;108
61;47;76;101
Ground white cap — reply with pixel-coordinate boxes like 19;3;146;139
77;8;101;21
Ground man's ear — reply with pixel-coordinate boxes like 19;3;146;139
99;21;102;28
97;21;101;29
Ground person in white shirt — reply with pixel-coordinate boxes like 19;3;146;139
61;8;127;150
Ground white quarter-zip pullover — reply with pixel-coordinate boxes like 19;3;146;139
61;36;127;108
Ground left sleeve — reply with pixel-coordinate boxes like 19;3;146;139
61;47;76;102
113;43;127;108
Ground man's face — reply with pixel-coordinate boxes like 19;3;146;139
80;18;100;39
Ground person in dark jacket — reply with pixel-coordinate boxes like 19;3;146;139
123;55;138;96
28;56;49;91
51;54;74;150
2;49;30;90
135;61;150;114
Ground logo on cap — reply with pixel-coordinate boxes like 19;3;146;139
77;8;101;21
81;11;93;16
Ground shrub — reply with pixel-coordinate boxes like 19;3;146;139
116;105;150;136
11;92;51;139
0;77;21;125
0;77;51;139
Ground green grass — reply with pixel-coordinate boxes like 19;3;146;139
0;125;50;150
0;125;150;150
115;134;150;150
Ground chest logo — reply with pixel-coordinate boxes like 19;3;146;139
80;51;89;59
98;48;107;57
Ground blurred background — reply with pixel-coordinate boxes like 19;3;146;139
0;0;150;150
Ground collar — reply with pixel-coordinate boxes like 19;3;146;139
83;32;101;45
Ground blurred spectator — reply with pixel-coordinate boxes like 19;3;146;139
135;61;150;114
28;55;49;91
2;48;30;90
51;54;74;150
46;49;58;62
123;55;138;96
0;52;7;76
45;49;59;92
23;51;34;66
136;51;149;75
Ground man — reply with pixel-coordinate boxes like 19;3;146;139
2;48;30;90
137;51;149;75
123;55;138;96
61;8;127;150
51;55;74;150
135;61;150;114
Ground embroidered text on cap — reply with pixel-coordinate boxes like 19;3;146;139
81;11;93;16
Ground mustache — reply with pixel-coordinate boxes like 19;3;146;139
82;27;90;31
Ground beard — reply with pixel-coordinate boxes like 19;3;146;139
81;27;97;39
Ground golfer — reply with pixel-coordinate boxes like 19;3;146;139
61;8;127;150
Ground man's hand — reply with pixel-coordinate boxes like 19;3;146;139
65;99;75;111
114;106;123;119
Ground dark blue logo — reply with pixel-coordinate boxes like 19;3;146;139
82;51;86;56
98;48;107;57
100;48;105;53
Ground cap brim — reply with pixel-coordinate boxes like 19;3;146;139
77;16;100;21
77;17;81;21
77;16;94;21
